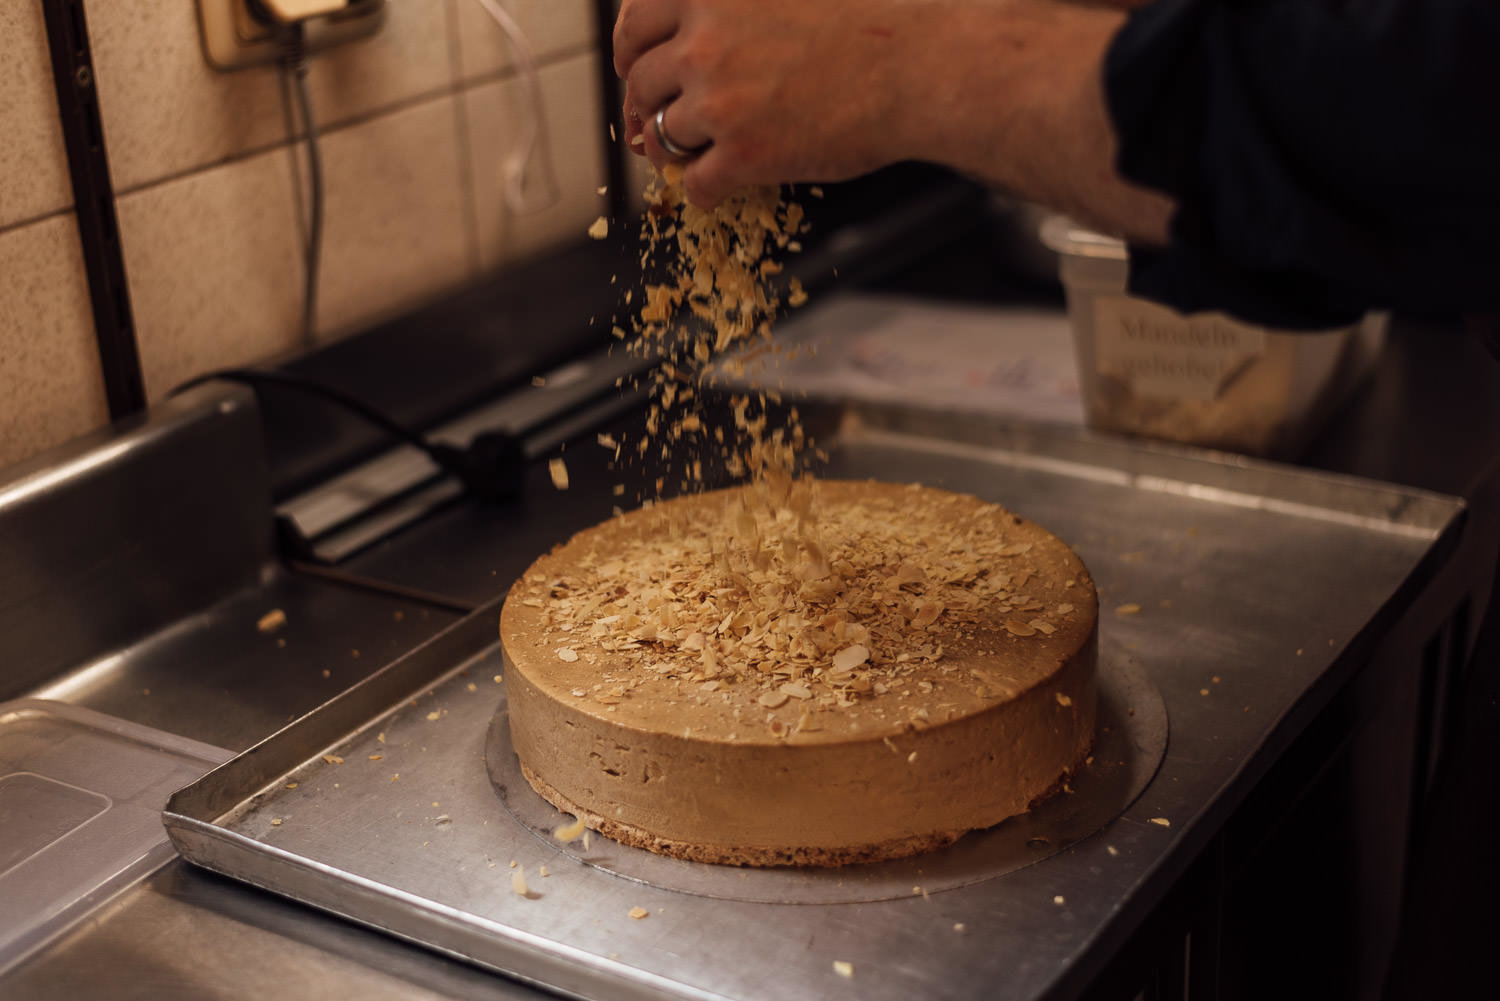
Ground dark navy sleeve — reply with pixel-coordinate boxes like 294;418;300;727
1103;0;1500;328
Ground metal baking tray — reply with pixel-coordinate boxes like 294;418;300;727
164;410;1464;1001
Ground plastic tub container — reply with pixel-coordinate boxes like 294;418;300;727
1040;216;1386;458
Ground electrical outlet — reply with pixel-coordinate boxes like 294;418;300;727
197;0;387;71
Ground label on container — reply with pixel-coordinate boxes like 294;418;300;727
1093;296;1266;401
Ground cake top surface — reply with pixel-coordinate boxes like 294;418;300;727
501;479;1096;746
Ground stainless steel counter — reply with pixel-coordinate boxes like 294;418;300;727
1;296;1495;1000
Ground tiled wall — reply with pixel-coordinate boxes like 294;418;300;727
0;0;609;469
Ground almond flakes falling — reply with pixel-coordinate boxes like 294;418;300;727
553;814;587;842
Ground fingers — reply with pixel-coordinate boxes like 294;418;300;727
617;2;695;163
613;0;683;79
623;43;683;134
680;151;734;209
621;83;647;156
625;45;713;166
660;105;714;161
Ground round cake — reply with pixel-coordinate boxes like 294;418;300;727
500;478;1098;867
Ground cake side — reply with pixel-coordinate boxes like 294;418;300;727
506;627;1096;859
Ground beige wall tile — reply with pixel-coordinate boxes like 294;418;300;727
0;0;74;225
117;147;305;402
313;94;472;338
0;215;110;469
90;1;458;193
119;90;474;397
453;0;598;82
305;1;454;130
88;4;284;192
465;54;607;271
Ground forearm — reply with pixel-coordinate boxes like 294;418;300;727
881;2;1172;244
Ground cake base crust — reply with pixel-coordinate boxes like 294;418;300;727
520;762;965;867
520;744;1093;867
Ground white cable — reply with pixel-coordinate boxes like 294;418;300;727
469;0;562;215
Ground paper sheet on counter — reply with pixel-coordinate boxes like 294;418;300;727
737;294;1085;426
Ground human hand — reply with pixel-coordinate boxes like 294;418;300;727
613;0;916;206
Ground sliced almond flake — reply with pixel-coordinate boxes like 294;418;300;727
831;644;870;672
553;814;587;841
758;690;790;709
1116;603;1143;616
548;457;570;490
832;961;854;979
556;647;579;663
628;906;650;920
587;216;609;240
911;601;942;628
511;867;530;896
1056;693;1073;707
1004;619;1037;637
780;682;812;700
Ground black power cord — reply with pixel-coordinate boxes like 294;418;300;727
172;368;526;503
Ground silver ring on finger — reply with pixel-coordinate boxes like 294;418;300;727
653;106;708;159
